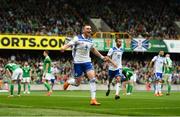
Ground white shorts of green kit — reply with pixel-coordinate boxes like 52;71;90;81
12;68;23;80
43;73;52;81
130;73;137;82
22;77;31;83
50;74;55;80
164;74;172;82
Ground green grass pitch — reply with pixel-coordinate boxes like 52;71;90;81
0;90;180;116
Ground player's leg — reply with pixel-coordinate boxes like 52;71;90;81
9;71;17;97
63;63;83;90
27;77;31;94
17;69;23;96
106;77;113;96
22;78;26;94
122;80;127;95
9;69;21;97
166;74;172;95
106;70;114;96
17;79;21;96
43;73;52;96
50;79;54;90
154;73;159;96
115;75;121;99
9;80;15;97
158;73;163;96
121;74;128;95
127;76;134;95
86;62;100;105
127;82;133;95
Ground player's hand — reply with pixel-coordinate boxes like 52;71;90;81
103;56;109;61
113;64;118;68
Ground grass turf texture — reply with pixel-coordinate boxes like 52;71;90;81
0;91;180;116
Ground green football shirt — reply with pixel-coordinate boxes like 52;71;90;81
43;56;52;73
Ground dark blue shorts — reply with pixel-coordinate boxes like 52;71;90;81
74;62;94;78
108;69;122;79
154;72;163;81
50;79;55;84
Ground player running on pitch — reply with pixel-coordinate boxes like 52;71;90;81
149;51;165;96
61;24;116;105
106;37;123;100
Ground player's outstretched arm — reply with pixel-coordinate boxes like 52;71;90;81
61;44;71;51
60;36;77;52
149;61;153;68
91;47;105;60
106;56;118;68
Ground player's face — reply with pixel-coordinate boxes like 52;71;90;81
83;25;92;38
166;54;170;58
43;51;46;56
159;51;164;56
24;62;28;66
116;39;122;47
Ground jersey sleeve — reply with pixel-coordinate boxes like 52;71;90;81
45;57;51;63
66;36;78;46
107;48;113;56
151;56;157;62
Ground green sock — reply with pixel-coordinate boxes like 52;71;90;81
23;84;26;91
18;84;21;95
28;84;31;92
127;84;130;93
44;82;51;91
10;84;14;95
130;85;133;93
168;84;171;93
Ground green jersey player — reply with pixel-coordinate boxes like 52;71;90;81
22;62;32;94
5;62;23;97
43;50;52;96
121;67;134;95
164;54;173;95
106;67;134;96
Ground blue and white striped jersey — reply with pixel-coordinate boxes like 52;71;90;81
67;35;94;63
152;55;165;73
107;47;124;71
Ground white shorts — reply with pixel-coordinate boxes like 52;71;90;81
43;73;52;81
130;73;136;82
164;74;172;82
22;77;31;83
12;68;23;81
51;74;55;80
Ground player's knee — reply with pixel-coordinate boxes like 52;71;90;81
75;78;82;85
89;78;96;83
116;79;120;83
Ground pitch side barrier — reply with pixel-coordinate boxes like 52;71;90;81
0;35;66;50
1;84;180;91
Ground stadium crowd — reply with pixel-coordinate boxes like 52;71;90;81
73;0;180;39
0;0;83;36
0;0;179;39
0;53;180;85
